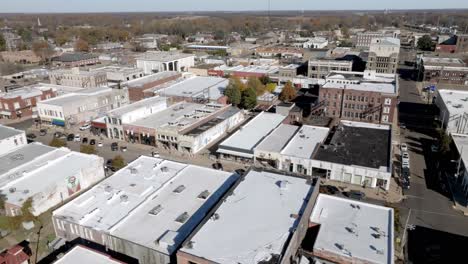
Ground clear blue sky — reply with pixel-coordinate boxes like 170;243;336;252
2;0;467;13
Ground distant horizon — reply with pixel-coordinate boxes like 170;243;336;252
2;0;468;14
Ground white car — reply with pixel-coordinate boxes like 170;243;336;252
402;160;410;169
97;142;103;147
402;152;410;163
79;123;91;131
400;143;408;152
74;134;81;142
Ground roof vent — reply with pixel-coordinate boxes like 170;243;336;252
211;213;220;221
129;167;138;174
185;241;194;249
120;194;129;203
160;166;169;173
23;189;29;194
276;180;289;189
175;212;190;223
173;185;186;193
198;190;210;199
9;188;16;193
149;205;163;216
104;185;113;193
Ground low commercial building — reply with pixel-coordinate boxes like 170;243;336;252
313;121;392;190
105;96;168;140
217;112;286;161
319;71;398;124
125;102;244;153
188;64;223;77
125;72;181;102
154;76;229;104
0;50;41;64
255;46;304;58
0;143;104;216
304;194;394;264
418;56;468;86
52;245;126;264
136;51;195;74
308;60;353;79
0;125;27;155
52;156;239;264
302;37;329;49
367;37;400;74
49;68;108;88
177;169;319;264
52;53;100;67
37;86;129;127
209;64;279;79
0;85;56;119
356;30;400;49
91;66;144;84
436;89;468;135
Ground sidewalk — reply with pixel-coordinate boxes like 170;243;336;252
0;116;32;125
446;174;468;216
323;177;403;204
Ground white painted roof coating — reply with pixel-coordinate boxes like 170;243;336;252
0;125;24;140
255;124;299;153
54;246;123;264
438;89;468;117
310;194;394;264
218;112;286;158
157;76;227;100
53;156;238;255
181;170;314;264
281;125;329;159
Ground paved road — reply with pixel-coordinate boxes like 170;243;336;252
396;70;468;263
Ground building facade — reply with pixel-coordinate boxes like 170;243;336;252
418;56;468;85
367;37;400;74
0;50;41;64
0;86;56;119
49;68;108;88
0;125;27;156
136;51;195;74
308;60;353;79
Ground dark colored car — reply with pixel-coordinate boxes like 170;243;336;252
401;178;411;190
54;132;64;138
82;137;88;144
67;134;75;141
111;142;118;151
26;133;36;139
345;190;366;200
235;169;246;176
39;129;47;136
319;185;340;195
90;139;96;145
212;162;223;170
106;159;113;167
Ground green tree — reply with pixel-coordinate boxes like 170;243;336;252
417;35;434;51
266;83;277;93
240;87;257;109
279;81;297;102
49;138;67;148
0;191;6;210
112;155;126;171
18;28;33;43
247;77;266;96
21;198;36;222
80;145;97;155
0;34;6;51
225;80;241;106
259;76;271;85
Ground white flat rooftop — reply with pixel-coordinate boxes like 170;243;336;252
255;124;299;153
0;125;24;141
438;89;468;117
181;170;314;264
53;156;238;255
40;87;112;106
126;72;180;88
218;112;286;158
310;194;394;264
157;76;227;101
107;96;167;117
451;134;468;167
281;125;330;159
323;81;397;94
53;246;123;264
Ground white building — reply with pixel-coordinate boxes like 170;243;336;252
356;30;400;49
313;121;393;190
307;194;394;264
52;156;239;264
0;143;104;216
52;245;123;264
436;89;468;135
177;169;319;264
91;66;145;84
0;125;27;155
105;96;168;140
367;37;400;74
37;86;129;127
136;51;195;74
217;112;286;161
303;37;329;49
49;68;108;88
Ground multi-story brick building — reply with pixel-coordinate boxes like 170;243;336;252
355;30;400;49
418;56;468;85
319;71;398;124
0;86;56;119
125;71;181;102
436;34;468;54
367;37;400;74
49;68;108;88
51;52;100;67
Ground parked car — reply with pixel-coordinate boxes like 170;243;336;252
402;160;410;169
90;139;96;145
212;162;223;170
345;190;366;200
54;132;65;138
402;152;410;163
97;142;103;147
400;143;408;152
67;134;75;141
82;137;88;144
39;129;47;136
74;134;81;142
26;133;36;139
111;142;118;151
79;123;91;131
106;159;113;167
151;151;160;158
235;169;246;176
120;146;127;152
319;185;340;195
401;178;411;190
402;167;411;179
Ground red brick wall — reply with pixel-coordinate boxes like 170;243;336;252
0;89;56;119
128;73;181;102
435;44;457;53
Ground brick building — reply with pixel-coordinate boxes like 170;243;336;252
319;71;398;124
418;56;468;85
49;67;108;88
52;52;100;67
436;34;468;54
0;50;41;64
0;86;56;119
125;71;181;102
